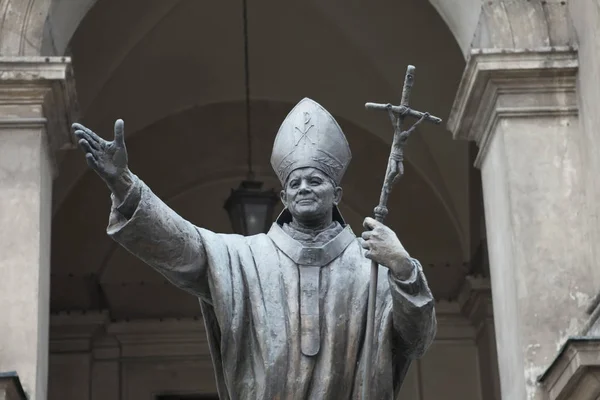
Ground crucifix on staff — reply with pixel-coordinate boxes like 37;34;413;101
362;65;442;399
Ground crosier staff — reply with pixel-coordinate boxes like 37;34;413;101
362;65;441;400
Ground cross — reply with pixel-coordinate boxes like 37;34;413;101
294;111;316;146
361;65;442;400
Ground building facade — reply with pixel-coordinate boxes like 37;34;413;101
0;0;599;399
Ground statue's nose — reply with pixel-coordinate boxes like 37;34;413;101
298;182;311;194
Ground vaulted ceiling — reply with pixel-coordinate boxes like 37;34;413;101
49;0;474;318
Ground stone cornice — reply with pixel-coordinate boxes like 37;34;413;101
0;56;78;177
50;313;211;360
50;310;109;353
49;306;477;359
107;318;210;360
538;337;600;400
447;47;578;168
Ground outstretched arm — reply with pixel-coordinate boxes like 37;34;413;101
72;120;210;299
107;174;211;298
361;217;436;358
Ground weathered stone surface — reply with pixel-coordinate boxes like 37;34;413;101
429;0;574;58
569;1;600;316
473;0;574;50
0;0;51;56
449;48;598;400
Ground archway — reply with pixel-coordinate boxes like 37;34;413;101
44;1;486;399
0;0;503;399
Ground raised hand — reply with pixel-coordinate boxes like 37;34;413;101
72;119;133;200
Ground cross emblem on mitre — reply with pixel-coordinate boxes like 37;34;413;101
294;112;316;146
270;97;351;187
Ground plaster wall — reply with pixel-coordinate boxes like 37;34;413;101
569;0;600;293
482;113;595;399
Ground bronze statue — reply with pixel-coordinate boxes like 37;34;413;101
72;97;436;399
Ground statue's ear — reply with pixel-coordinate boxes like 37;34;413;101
333;186;343;206
280;189;288;208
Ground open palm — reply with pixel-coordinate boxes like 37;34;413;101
72;119;129;185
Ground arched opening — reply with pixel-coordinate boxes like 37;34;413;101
43;0;490;399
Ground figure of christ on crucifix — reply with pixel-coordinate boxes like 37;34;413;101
72;98;436;399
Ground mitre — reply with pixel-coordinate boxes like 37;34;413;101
270;98;352;186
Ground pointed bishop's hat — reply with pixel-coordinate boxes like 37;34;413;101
270;98;352;187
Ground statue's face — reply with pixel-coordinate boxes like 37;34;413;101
281;167;343;223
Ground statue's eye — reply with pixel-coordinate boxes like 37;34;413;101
290;180;300;189
310;179;322;186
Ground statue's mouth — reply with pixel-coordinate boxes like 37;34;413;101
297;199;316;205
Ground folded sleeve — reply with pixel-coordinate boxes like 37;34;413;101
387;259;437;358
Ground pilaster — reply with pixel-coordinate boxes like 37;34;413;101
448;48;597;400
0;56;77;400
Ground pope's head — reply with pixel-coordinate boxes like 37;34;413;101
280;167;343;226
271;98;351;226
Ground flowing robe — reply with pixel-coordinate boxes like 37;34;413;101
107;177;436;400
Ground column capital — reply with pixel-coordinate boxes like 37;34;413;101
0;56;78;177
458;276;493;331
447;48;578;168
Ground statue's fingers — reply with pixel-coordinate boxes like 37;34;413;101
114;119;125;147
72;123;95;138
363;217;380;230
361;231;373;240
75;131;100;150
72;123;102;144
72;122;86;132
360;239;370;249
85;153;99;170
78;138;97;155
